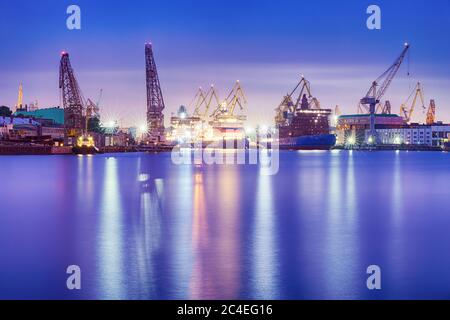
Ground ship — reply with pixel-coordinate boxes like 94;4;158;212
275;76;336;150
72;134;100;155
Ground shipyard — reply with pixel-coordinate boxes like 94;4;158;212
2;0;450;303
0;42;449;155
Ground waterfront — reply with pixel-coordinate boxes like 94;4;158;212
0;151;449;299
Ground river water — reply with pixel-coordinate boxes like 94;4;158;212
0;150;449;299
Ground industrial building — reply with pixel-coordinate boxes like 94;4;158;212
15;107;64;126
372;124;450;147
336;114;405;145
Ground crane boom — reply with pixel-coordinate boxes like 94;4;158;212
360;43;410;143
400;82;425;123
426;99;436;125
373;44;410;101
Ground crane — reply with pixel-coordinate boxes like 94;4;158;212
211;81;247;119
191;87;207;117
275;75;321;126
360;43;410;143
426;99;436;125
192;85;220;120
86;89;103;120
400;82;425;123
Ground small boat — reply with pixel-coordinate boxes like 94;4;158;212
72;135;99;155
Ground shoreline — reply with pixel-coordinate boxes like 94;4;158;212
0;143;447;155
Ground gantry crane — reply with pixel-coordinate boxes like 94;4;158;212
400;82;425;123
360;43;410;142
275;75;320;126
191;87;207;117
211;80;247;120
375;100;392;114
426;99;436;125
192;85;221;120
86;89;102;120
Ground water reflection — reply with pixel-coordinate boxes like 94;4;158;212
171;164;194;298
323;151;359;297
97;157;124;299
251;172;278;299
189;171;210;299
214;167;241;299
2;151;450;299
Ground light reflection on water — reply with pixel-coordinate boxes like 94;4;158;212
98;157;124;299
0;151;450;299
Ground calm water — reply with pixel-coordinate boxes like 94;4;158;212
0;151;449;300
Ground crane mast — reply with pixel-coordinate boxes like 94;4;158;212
400;82;425;123
360;43;410;143
426;100;436;125
275;75;321;127
59;51;86;141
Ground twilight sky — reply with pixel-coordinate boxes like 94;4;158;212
0;0;449;127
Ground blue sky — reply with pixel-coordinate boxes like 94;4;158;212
1;0;449;126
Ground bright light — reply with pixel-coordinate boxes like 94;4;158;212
104;120;116;128
259;125;268;133
334;115;339;123
394;136;402;145
347;136;356;145
245;126;254;134
139;124;148;133
180;112;187;119
368;136;374;144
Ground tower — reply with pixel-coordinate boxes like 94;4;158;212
59;51;85;142
145;43;165;142
16;83;23;111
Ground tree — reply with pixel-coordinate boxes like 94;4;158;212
0;106;12;117
87;117;105;134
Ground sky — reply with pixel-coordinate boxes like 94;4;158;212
0;0;450;127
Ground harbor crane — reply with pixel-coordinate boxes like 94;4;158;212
192;85;221;120
86;89;103;120
360;43;410;143
375;100;392;114
211;81;247;120
59;51;86;140
400;82;425;123
426;99;436;125
275;75;320;126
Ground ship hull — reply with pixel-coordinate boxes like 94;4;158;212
72;145;100;155
279;134;336;150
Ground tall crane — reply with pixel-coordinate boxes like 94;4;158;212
400;82;425;123
145;43;165;142
59;51;86;140
360;43;410;142
426;99;436;125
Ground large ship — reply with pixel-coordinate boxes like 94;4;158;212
275;76;336;150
